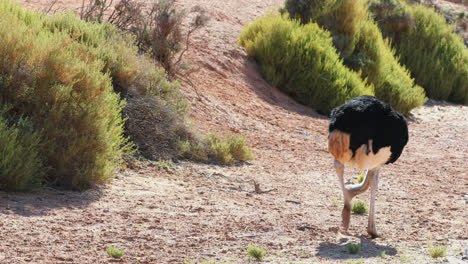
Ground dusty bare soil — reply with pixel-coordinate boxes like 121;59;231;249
2;0;468;263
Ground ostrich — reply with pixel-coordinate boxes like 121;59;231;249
328;95;408;238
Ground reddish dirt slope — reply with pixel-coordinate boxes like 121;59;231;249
2;0;467;263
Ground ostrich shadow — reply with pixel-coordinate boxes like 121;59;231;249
316;235;397;260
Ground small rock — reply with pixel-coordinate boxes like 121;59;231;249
198;187;210;192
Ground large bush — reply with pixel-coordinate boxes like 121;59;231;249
391;4;468;104
0;1;132;189
239;13;372;114
281;0;427;114
0;1;253;191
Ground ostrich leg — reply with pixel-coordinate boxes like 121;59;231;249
334;160;352;231
367;168;380;238
334;160;377;232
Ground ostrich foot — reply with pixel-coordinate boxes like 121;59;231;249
367;224;380;238
367;229;380;238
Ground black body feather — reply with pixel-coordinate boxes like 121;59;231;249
329;96;408;164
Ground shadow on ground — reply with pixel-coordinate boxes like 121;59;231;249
316;236;397;260
0;186;104;217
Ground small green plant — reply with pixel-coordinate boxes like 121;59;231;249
428;245;447;258
106;246;124;258
246;244;267;260
381;250;386;258
346;243;361;254
352;201;369;214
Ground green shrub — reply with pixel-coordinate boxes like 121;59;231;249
178;139;209;161
395;5;468;104
370;1;468;104
0;109;43;191
179;132;254;165
281;0;427;114
43;12;138;93
239;12;372;114
40;6;189;112
246;244;267;260
428;245;447;258
43;2;192;161
206;136;234;165
225;134;255;161
106;246;124;258
205;132;255;164
346;243;361;254
0;0;215;190
0;1;132;189
352;200;369;214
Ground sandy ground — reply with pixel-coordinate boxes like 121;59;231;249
2;0;468;263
